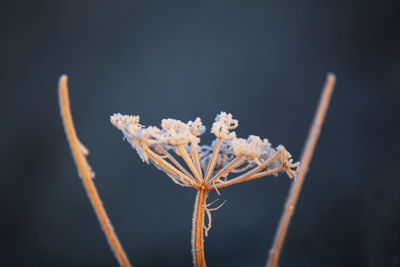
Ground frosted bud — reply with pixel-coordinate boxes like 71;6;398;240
161;119;189;132
211;112;238;139
230;135;270;158
161;119;198;146
188;118;206;136
277;145;300;178
110;113;140;131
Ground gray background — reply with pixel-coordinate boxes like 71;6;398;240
1;1;399;266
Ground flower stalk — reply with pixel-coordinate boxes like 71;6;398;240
192;188;208;267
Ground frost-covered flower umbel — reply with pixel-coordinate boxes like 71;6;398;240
110;112;300;189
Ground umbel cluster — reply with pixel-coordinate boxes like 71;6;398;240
110;112;299;190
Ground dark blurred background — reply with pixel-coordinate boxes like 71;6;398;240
1;1;399;266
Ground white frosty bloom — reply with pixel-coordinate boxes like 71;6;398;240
230;135;272;158
161;118;200;146
110;113;141;131
111;111;299;187
110;113;162;163
211;112;238;139
188;118;206;136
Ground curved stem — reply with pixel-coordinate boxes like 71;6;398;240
192;189;208;267
266;73;336;267
59;75;132;267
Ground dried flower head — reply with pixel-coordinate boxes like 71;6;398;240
110;112;299;189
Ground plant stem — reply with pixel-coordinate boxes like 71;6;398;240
206;156;244;186
58;75;132;267
216;166;285;189
145;146;195;186
156;145;195;181
203;138;222;182
266;73;336;267
192;188;208;267
191;146;203;179
177;145;202;182
219;150;283;188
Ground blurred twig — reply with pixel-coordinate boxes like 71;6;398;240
266;73;336;267
58;75;132;267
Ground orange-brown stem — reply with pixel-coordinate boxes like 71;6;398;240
266;73;336;267
59;75;132;267
192;188;208;267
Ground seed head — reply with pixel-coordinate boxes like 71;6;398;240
111;112;299;189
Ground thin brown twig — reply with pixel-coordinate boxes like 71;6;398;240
58;75;132;267
266;73;336;267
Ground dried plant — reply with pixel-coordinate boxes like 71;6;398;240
110;112;299;266
59;74;335;267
